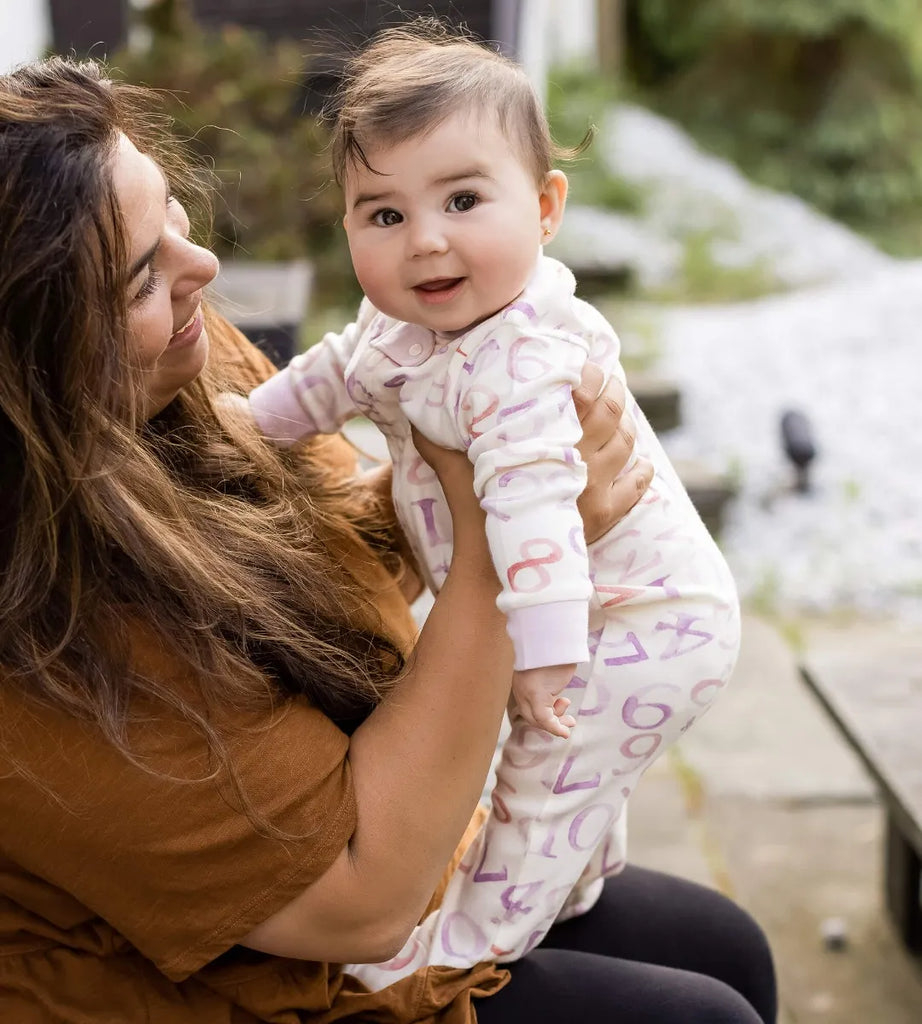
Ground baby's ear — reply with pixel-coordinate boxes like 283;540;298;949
539;170;568;241
342;213;350;231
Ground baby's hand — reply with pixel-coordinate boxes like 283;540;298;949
215;391;256;428
511;665;578;739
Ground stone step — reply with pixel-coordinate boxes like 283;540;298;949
628;372;682;433
673;458;737;538
626;376;736;536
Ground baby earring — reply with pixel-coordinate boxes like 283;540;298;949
542;226;552;239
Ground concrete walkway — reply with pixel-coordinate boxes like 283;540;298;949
629;614;922;1023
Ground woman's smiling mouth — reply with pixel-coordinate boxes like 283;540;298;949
167;307;204;348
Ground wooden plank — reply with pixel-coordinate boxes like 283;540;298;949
885;814;922;951
799;630;922;856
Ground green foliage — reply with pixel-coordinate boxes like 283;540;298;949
624;0;922;253
547;62;619;145
112;4;358;305
545;64;644;214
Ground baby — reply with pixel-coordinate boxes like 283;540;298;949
245;21;741;976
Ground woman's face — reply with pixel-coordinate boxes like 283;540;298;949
112;133;219;416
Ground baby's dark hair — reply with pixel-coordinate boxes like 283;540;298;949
330;17;586;188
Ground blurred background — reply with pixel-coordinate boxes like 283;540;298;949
3;3;921;1020
11;0;906;635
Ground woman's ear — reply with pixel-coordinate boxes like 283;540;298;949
538;170;568;243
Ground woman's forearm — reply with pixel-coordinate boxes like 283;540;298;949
241;507;513;963
344;510;512;938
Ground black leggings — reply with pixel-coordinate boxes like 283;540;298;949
474;865;777;1024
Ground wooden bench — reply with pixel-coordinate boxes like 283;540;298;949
799;629;922;953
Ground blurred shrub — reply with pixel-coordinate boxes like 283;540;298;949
624;0;922;253
112;3;359;306
546;64;645;215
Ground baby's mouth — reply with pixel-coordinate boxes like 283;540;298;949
414;277;463;293
413;278;466;307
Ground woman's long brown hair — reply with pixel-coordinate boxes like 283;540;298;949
0;58;407;815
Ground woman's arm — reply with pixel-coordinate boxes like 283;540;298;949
242;443;511;963
241;364;652;964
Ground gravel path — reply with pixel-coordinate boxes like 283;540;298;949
571;105;921;623
656;266;922;623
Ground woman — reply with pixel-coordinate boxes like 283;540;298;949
0;57;775;1023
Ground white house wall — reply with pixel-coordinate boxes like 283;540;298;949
1;0;51;72
516;0;598;104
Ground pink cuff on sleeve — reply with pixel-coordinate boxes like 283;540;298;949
248;370;314;447
506;601;590;671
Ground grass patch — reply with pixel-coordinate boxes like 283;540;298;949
653;231;778;303
744;569;809;654
842;478;862;504
748;568;781;620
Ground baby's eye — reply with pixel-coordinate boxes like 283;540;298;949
372;208;403;227
447;192;478;213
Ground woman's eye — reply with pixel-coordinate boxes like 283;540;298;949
448;193;478;213
372;208;402;227
133;267;161;305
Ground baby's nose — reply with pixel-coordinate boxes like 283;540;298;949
407;217;449;258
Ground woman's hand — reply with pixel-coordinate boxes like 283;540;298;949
410;430;470;496
412;363;651;547
573;364;653;543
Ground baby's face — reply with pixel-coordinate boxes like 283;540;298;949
343;111;561;334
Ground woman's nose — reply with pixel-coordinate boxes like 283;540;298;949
174;240;220;294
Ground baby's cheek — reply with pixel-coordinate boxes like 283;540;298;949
356;269;390;312
350;248;381;295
